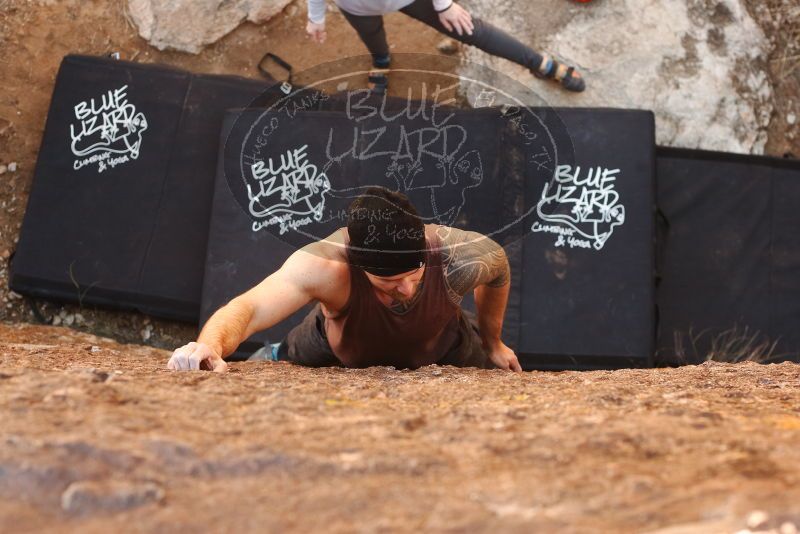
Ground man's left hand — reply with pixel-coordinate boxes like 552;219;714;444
484;340;522;372
438;2;474;36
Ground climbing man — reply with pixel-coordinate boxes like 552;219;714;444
167;187;522;372
304;0;585;93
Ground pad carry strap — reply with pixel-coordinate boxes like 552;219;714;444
258;52;293;83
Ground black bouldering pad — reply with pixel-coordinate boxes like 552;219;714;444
516;108;656;370
203;105;657;370
656;147;800;364
11;55;277;321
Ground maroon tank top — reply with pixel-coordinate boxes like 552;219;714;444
324;226;462;368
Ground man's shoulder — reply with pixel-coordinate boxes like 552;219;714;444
289;228;350;285
284;229;350;307
428;224;489;247
303;227;348;261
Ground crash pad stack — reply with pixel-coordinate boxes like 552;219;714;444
12;54;800;368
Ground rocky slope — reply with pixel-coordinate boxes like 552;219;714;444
0;323;798;532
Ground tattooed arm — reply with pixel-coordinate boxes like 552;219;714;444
437;226;521;371
438;226;509;301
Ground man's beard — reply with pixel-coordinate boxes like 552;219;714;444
388;280;422;303
389;291;410;303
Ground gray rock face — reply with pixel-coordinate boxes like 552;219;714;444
126;0;294;54
460;0;773;154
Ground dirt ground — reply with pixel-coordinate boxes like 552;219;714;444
745;0;800;157
0;323;798;533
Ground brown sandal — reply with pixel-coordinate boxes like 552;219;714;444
533;56;586;92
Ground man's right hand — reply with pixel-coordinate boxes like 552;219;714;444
167;341;228;373
306;20;326;44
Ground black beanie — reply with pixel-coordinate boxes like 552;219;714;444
346;187;426;276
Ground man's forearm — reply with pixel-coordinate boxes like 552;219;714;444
197;298;254;359
474;281;509;348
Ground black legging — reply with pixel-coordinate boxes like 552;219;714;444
339;0;544;72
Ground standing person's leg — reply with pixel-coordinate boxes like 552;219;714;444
398;0;584;92
338;9;392;68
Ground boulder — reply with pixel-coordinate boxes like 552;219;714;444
459;0;773;153
126;0;295;53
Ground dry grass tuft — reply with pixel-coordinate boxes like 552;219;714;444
704;326;781;364
670;325;785;365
